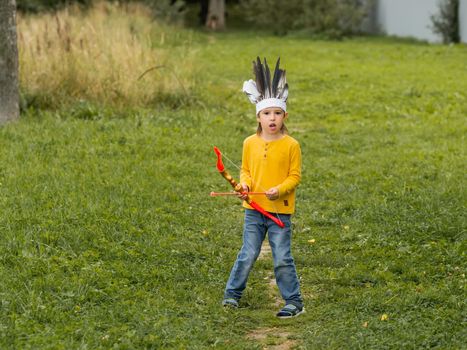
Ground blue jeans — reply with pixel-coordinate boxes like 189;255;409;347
224;209;303;308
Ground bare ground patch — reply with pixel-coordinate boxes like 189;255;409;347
247;327;298;350
247;240;299;350
258;239;272;260
259;240;282;307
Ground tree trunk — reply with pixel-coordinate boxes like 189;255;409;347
206;0;225;30
0;0;19;124
199;0;209;25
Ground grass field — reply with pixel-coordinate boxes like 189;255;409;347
1;4;466;349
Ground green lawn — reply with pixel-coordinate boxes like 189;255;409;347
1;30;466;349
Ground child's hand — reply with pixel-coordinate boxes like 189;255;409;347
265;187;279;200
238;183;249;201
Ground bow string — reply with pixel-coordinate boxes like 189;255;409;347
213;146;285;228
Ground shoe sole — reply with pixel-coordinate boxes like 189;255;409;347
277;307;306;319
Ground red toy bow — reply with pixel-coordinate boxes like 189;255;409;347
213;146;285;228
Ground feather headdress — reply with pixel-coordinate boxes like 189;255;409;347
242;57;288;114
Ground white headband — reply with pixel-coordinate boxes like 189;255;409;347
255;98;287;114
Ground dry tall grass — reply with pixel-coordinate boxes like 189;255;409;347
17;2;197;109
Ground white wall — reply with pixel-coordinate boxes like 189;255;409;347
376;0;441;42
460;0;467;43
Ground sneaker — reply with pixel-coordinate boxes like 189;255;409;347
276;304;305;318
222;298;239;308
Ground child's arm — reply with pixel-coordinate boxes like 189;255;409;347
276;142;301;197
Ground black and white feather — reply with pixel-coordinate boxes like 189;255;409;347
242;57;288;113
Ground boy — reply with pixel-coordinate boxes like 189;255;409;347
222;57;304;318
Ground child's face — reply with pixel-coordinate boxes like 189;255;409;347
257;107;288;137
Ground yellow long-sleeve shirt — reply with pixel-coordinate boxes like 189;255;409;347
240;134;301;214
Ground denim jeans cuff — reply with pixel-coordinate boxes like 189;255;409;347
286;300;303;309
224;293;240;301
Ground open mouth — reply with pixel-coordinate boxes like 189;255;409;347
269;123;276;128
